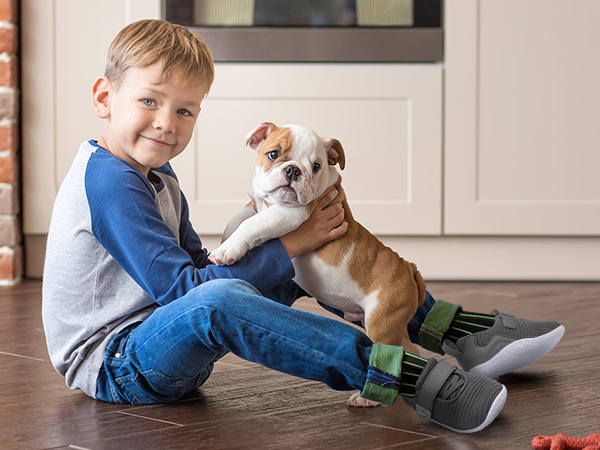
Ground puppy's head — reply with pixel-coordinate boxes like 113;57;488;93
246;122;345;206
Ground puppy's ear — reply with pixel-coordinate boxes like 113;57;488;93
324;138;345;170
245;122;277;150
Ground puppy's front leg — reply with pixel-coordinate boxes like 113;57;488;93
209;205;310;265
221;204;257;243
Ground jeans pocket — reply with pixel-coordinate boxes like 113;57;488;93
116;369;195;405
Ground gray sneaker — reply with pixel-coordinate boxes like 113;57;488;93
404;358;507;433
443;310;565;378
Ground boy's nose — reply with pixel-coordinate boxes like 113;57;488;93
153;111;175;133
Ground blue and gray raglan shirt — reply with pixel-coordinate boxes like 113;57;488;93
42;140;295;398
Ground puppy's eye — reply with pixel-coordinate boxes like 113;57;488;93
267;150;280;161
312;162;322;173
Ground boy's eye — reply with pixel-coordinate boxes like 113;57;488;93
267;150;280;161
178;109;192;117
142;99;156;107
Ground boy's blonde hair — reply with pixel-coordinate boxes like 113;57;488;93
105;19;214;91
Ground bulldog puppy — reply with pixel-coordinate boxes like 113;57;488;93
209;123;426;405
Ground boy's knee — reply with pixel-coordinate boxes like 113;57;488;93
188;278;260;309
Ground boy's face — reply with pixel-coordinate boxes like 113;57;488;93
95;63;207;177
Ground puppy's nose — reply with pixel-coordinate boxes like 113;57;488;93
285;165;301;182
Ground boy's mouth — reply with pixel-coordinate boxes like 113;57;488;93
141;135;175;147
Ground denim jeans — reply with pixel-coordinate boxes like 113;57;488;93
96;279;436;405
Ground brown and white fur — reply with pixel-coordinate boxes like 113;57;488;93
209;123;427;406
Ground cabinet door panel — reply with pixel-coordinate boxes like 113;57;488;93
22;0;161;234
445;0;600;235
171;64;442;236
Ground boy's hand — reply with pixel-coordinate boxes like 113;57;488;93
280;189;348;260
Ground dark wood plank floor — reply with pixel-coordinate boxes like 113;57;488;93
1;280;599;449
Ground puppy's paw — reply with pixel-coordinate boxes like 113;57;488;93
209;240;248;266
208;250;232;266
347;392;381;408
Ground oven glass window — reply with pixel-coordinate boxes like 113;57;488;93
165;0;441;28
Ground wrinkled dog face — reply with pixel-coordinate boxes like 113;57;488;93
246;122;345;206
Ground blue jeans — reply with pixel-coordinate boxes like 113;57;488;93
96;279;436;404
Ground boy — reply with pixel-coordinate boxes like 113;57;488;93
43;19;563;434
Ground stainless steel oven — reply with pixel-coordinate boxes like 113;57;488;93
163;0;443;62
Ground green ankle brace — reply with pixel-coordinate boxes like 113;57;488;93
361;343;404;405
361;344;428;405
419;300;462;354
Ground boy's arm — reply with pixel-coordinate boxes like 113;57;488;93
87;164;294;306
178;190;211;268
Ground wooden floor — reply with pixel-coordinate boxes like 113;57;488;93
1;280;599;449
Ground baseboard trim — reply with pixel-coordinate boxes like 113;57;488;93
377;236;600;281
202;235;600;281
25;234;600;281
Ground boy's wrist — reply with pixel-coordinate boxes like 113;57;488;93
279;236;300;260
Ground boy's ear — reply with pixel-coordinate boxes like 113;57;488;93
92;76;112;119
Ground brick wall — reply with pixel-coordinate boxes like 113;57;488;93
0;0;21;285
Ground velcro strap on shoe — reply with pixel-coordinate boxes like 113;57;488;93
499;312;517;329
415;359;456;421
441;340;461;358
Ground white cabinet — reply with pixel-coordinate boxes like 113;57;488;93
444;0;600;235
172;64;443;236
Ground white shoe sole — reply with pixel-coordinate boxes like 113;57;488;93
432;384;507;433
469;325;565;378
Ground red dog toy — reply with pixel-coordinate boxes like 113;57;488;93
532;433;600;450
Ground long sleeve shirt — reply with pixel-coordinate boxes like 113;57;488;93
42;140;295;397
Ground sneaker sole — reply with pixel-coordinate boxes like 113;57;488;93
431;385;507;433
468;325;565;378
